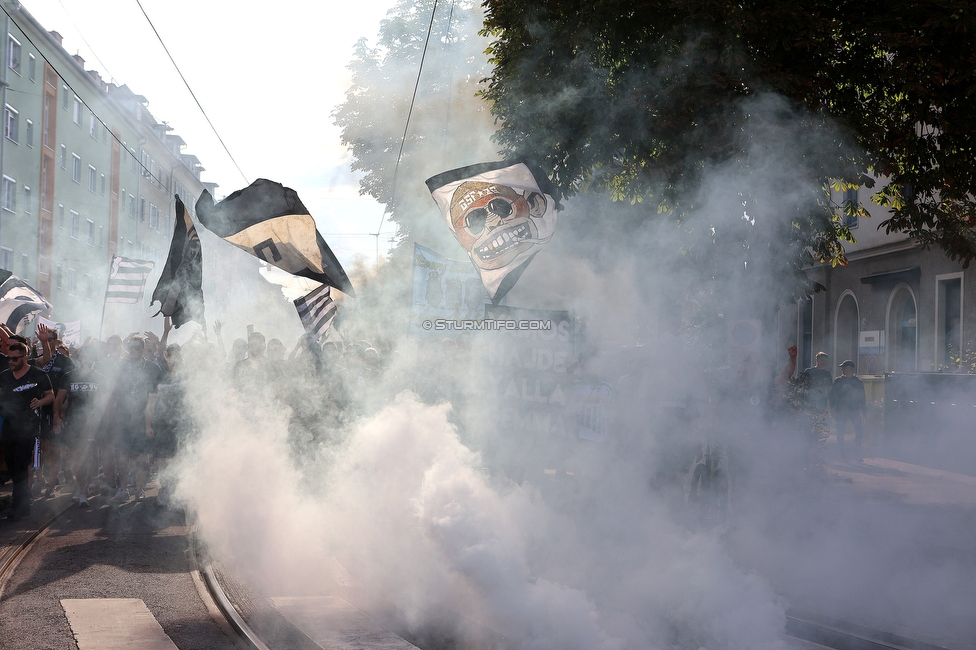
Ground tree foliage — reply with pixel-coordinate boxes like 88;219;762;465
481;0;976;266
332;0;497;253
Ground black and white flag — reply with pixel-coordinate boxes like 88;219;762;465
105;255;154;304
196;179;354;296
151;196;204;328
294;283;337;343
0;270;52;332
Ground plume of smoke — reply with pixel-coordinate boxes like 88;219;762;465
159;9;976;650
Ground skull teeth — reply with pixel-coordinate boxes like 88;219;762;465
477;224;530;260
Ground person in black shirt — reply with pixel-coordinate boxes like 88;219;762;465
55;345;104;508
0;341;54;519
233;331;272;395
152;344;189;507
830;359;866;461
104;335;162;502
35;324;75;497
799;351;832;411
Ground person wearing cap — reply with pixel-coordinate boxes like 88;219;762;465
830;359;866;461
799;351;832;411
0;341;55;519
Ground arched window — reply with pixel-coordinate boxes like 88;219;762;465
887;284;917;372
834;292;859;376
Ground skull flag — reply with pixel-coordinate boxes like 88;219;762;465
426;161;558;304
195;179;354;296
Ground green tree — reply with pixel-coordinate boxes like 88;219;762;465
332;0;498;255
480;0;976;275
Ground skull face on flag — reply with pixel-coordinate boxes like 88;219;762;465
427;162;558;303
450;181;549;271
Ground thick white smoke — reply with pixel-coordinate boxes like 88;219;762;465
172;371;794;650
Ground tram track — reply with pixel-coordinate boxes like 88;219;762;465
188;526;275;650
0;502;74;598
0;502;961;650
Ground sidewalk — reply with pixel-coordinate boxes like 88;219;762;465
824;456;976;508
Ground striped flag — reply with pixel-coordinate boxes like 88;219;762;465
0;270;52;332
293;283;337;343
105;255;154;303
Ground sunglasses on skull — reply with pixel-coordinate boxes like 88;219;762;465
464;198;514;234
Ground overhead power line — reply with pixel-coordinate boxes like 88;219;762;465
134;0;248;185
56;0;117;83
376;0;441;240
0;4;167;190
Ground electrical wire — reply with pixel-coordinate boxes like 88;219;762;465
375;0;440;239
56;0;117;83
133;0;248;185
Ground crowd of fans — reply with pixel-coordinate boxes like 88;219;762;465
0;317;416;521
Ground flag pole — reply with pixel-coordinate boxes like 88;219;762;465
98;255;117;340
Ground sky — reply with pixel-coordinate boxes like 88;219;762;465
18;0;400;265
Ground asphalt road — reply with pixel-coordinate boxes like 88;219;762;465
726;456;976;650
0;490;239;650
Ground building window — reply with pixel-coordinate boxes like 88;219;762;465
55;263;62;289
86;219;95;246
149;203;160;229
67;267;77;295
60;144;66;168
69;210;79;239
128;195;136;219
887;286;917;373
100;173;105;195
58;203;64;228
0;247;11;271
4;104;17;142
84;273;93;299
23;185;30;214
40;159;47;205
936;274;964;368
139;197;146;222
27;53;34;81
20;253;27;279
7;35;20;74
72;97;81;125
71;154;80;182
1;176;15;212
62;84;69;110
42;96;50;147
102;126;108;144
89;114;98;139
88;165;96;192
99;224;104;247
25;119;32;147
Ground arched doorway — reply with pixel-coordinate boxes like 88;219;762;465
834;292;859;376
887;285;917;372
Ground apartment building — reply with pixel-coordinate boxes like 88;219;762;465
0;1;298;342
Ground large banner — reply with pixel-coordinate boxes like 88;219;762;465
482;305;576;471
409;243;490;336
